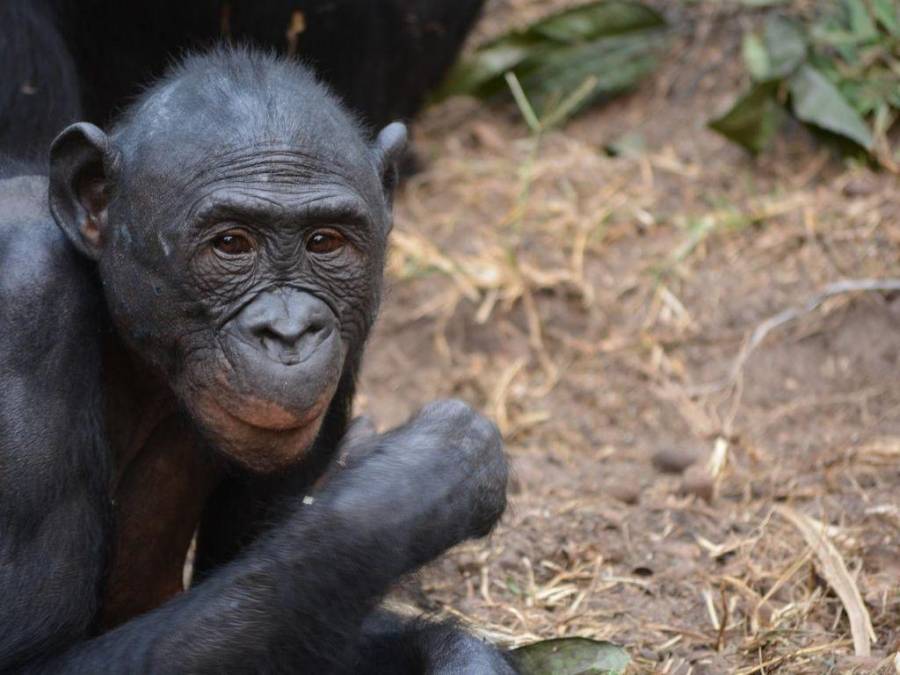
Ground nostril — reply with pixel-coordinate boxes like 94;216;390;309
253;320;326;351
254;325;288;349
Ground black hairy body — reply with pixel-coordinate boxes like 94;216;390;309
0;0;486;161
0;49;513;674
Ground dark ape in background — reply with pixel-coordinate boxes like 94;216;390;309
0;49;513;673
0;0;81;160
0;0;486;160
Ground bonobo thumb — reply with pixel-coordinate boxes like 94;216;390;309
339;415;378;453
312;416;379;491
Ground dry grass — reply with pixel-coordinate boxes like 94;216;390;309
357;0;900;672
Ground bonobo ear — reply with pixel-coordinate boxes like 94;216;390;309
48;122;118;260
374;122;408;208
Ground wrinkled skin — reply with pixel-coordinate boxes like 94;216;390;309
53;52;395;472
0;49;514;673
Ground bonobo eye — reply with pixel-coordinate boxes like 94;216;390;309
306;229;347;255
212;231;254;257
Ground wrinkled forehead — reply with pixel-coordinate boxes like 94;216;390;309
112;76;383;208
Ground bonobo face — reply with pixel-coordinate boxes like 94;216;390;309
48;52;406;472
108;150;384;470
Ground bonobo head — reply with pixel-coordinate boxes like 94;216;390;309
47;48;407;472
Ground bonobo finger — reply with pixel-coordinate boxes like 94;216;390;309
336;415;381;469
467;447;509;540
339;415;378;453
415;398;474;423
410;399;509;541
313;416;380;491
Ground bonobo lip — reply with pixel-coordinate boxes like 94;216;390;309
210;388;334;433
189;378;339;472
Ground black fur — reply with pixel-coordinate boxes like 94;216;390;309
0;0;486;161
0;1;81;161
0;49;513;673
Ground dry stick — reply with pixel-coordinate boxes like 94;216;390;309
777;506;877;657
719;278;900;433
734;638;854;675
728;278;900;385
715;586;729;652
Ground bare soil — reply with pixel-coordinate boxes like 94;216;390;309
357;1;900;672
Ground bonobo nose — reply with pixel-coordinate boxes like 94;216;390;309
236;289;335;365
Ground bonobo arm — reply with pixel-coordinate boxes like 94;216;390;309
6;393;506;673
0;179;111;669
194;414;518;674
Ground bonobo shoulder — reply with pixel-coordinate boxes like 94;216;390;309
0;175;50;231
0;175;97;337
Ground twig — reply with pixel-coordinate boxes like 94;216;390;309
733;639;853;675
728;279;900;385
504;72;540;135
777;506;877;657
715;586;729;652
711;278;900;431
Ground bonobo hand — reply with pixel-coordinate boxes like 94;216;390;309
321;399;508;569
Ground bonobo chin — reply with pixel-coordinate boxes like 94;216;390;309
0;47;514;672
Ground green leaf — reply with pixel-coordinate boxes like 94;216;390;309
872;0;900;35
788;64;875;149
513;638;630;675
742;33;770;81
810;25;865;49
844;0;879;41
763;16;807;78
434;38;541;100
709;81;783;154
517;30;664;115
527;1;665;43
433;0;667;112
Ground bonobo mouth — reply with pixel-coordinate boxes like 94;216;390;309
191;380;339;473
209;382;336;433
214;328;344;428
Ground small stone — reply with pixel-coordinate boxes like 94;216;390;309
469;122;505;152
608;483;640;505
681;465;714;503
842;175;876;198
651;447;700;474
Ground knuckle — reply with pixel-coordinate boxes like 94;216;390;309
417;399;502;445
423;397;474;421
470;413;501;445
462;417;503;464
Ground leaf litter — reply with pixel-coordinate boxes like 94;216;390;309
357;1;900;672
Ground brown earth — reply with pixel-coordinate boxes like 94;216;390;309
357;1;900;672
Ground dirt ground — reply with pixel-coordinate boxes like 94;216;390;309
356;1;900;673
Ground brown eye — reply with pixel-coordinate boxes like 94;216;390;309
306;229;346;255
212;231;253;256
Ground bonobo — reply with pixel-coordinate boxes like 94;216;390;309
0;49;514;673
1;0;487;161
